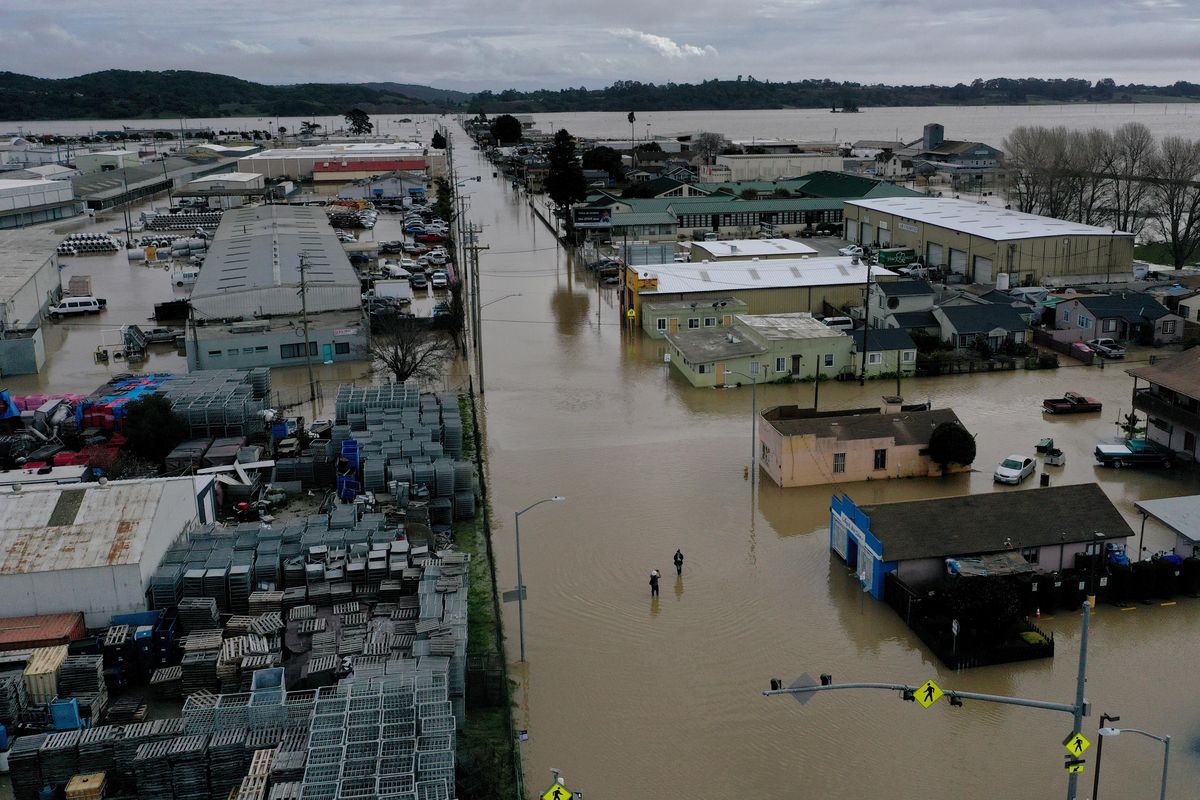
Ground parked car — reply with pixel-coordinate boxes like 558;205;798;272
430;270;449;289
415;232;448;243
427;251;447;266
143;326;182;344
1043;392;1103;414
379;240;405;254
410;273;428;289
1086;338;1126;359
994;454;1036;484
403;243;429;255
47;296;106;318
1094;439;1174;469
838;245;864;257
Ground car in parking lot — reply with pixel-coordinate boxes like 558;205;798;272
415;232;448;243
994;454;1036;484
410;272;428;289
838;245;864;257
427;251;447;266
430;270;449;289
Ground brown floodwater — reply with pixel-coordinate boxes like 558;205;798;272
6;131;1198;800
447;136;1200;799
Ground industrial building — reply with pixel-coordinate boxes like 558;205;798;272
74;149;140;175
186;205;368;370
843;197;1134;285
684;238;817;261
184;171;266;209
0;228;62;374
0;178;84;229
237;142;426;180
707;152;844;182
0;476;216;625
623;256;894;325
72;157;235;210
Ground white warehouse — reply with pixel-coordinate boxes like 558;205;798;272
0;477;217;626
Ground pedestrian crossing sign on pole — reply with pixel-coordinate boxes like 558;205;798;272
1064;732;1091;756
915;679;943;709
543;783;574;800
1066;761;1086;774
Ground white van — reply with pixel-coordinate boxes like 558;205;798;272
822;316;854;331
46;296;105;318
174;268;201;286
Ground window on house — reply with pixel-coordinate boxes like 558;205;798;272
280;342;318;359
873;448;887;470
1162;321;1176;334
833;453;846;474
775;356;787;372
902;350;915;362
1021;547;1040;565
823;353;834;367
255;346;268;353
704;317;717;327
656;318;667;331
1085;541;1101;556
1102;319;1117;332
1078;314;1091;328
868;353;882;365
227;349;238;356
1063;308;1070;321
208;350;222;357
696;364;711;374
242;348;255;354
688;318;700;329
334;342;350;355
1181;306;1191;320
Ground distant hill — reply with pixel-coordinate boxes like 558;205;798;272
362;82;470;105
0;70;463;120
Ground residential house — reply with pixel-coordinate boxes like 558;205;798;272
868;279;936;329
640;297;748;338
624;176;711;199
1135;495;1200;558
1175;293;1200;323
933;304;1028;351
1127;347;1200;462
830;484;1133;600
1054;293;1182;346
879;123;1003;183
851;329;918;377
759;402;965;488
664;313;853;387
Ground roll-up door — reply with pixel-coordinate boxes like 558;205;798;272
973;255;993;284
949;248;968;274
878;227;891;247
846;220;859;243
861;225;874;246
926;242;944;266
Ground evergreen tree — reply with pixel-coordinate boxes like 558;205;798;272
545;129;587;211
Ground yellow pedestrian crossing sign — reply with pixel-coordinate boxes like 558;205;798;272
542;783;573;800
915;679;943;708
1066;761;1086;774
1065;732;1091;756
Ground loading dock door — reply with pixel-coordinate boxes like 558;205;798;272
926;242;944;267
861;225;874;246
949;248;968;274
846;220;859;243
973;255;993;284
878;227;891;247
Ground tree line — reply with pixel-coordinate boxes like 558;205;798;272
1003;123;1200;268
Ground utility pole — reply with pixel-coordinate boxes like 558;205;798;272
859;255;872;386
765;601;1094;800
298;253;318;413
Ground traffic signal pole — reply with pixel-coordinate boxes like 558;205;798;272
764;601;1093;800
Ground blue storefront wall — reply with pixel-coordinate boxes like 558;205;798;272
829;493;895;600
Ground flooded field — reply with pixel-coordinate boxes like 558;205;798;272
447;137;1200;798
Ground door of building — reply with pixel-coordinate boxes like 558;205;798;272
973;255;993;284
861;224;874;246
846;220;859;243
926;242;944;267
715;362;726;385
878;227;891;247
792;355;802;375
323;343;333;362
668;318;679;333
949;248;968;274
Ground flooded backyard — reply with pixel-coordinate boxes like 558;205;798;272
4;120;1198;799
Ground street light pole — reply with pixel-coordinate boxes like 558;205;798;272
1096;725;1171;800
725;369;759;490
1092;713;1120;800
514;496;566;662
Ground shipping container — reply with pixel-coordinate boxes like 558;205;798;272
23;645;67;705
0;613;86;653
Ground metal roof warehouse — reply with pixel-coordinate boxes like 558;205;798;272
635;256;892;296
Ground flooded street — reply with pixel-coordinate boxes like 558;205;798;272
450;138;1200;798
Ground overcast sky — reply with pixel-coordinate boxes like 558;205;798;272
2;1;1198;91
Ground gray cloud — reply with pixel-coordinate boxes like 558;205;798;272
0;1;1196;89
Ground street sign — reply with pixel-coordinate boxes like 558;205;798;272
915;679;943;709
664;353;672;363
543;783;574;800
1066;761;1086;774
1064;732;1091;756
790;673;818;706
625;309;636;319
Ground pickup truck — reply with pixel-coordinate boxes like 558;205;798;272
1094;438;1174;469
1043;392;1103;414
1086;338;1126;358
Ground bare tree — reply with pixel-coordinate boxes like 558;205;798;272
364;320;454;384
1003;126;1053;214
1149;136;1200;269
1067;128;1114;225
692;132;724;166
1109;122;1156;236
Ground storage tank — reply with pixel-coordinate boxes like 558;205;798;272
996;272;1010;291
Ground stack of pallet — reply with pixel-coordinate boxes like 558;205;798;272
65;772;106;800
